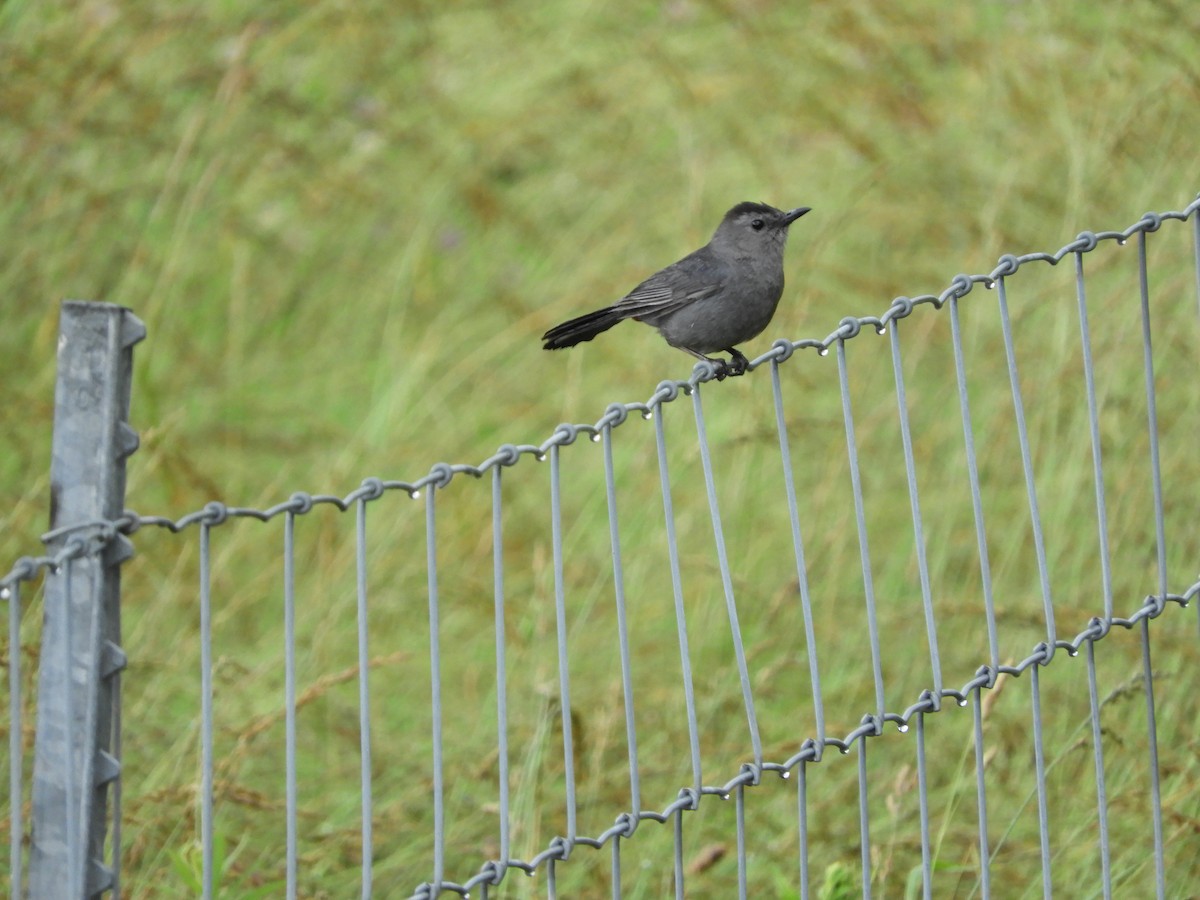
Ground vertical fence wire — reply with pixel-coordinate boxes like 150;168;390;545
797;760;809;900
355;497;374;899
425;486;446;892
549;443;578;846
889;322;943;699
1140;618;1165;899
1137;231;1168;602
1195;212;1200;642
995;276;1056;657
283;512;298;900
857;737;872;900
1084;637;1112;899
1074;253;1115;623
971;688;991;898
1136;230;1168;898
835;339;887;718
736;783;747;900
770;358;826;749
610;833;621;900
915;711;932;900
653;400;703;796
602;422;642;819
948;297;1000;676
1029;664;1051;899
1073;246;1114;899
657;398;700;801
199;523;215;900
672;805;685;900
691;385;762;770
490;466;510;884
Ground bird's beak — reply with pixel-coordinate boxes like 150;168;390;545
783;207;812;226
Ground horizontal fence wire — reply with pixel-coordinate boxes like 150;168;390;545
2;197;1200;898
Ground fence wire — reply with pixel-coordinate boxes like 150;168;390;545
3;198;1200;898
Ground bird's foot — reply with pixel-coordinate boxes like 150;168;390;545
693;351;749;381
724;349;749;377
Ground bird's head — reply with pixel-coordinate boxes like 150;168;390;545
710;201;811;259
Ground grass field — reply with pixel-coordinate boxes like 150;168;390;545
2;1;1200;897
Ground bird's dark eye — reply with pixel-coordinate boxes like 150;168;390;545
751;218;765;231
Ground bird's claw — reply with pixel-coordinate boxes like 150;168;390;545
721;349;749;377
698;351;747;381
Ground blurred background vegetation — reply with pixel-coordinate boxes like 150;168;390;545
2;0;1199;897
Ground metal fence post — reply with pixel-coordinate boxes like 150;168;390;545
29;301;144;899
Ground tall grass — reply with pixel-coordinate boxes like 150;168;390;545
2;1;1199;896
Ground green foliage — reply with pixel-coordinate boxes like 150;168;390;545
819;861;857;900
170;830;285;899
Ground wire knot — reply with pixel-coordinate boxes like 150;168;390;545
1144;593;1167;615
547;835;572;861
653;380;682;403
676;786;701;810
992;254;1020;278
771;338;796;362
601;403;629;429
859;713;884;737
480;859;507;886
837;316;861;339
886;296;914;321
427;462;454;490
9;556;38;584
358;477;385;501
493;444;521;467
739;761;763;786
1086;615;1110;640
553;423;582;447
613;811;638;838
201;501;229;526
947;274;974;299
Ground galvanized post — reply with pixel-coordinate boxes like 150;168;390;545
29;301;144;899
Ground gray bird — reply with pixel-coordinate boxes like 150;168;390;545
542;202;811;377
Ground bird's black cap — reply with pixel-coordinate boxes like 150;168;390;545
723;201;811;225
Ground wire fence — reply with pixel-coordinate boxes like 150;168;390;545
3;198;1200;898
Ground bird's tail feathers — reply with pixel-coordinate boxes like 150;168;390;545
542;306;631;350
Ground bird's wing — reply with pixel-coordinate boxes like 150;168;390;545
614;251;730;319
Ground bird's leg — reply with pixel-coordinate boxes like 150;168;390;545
724;348;749;376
